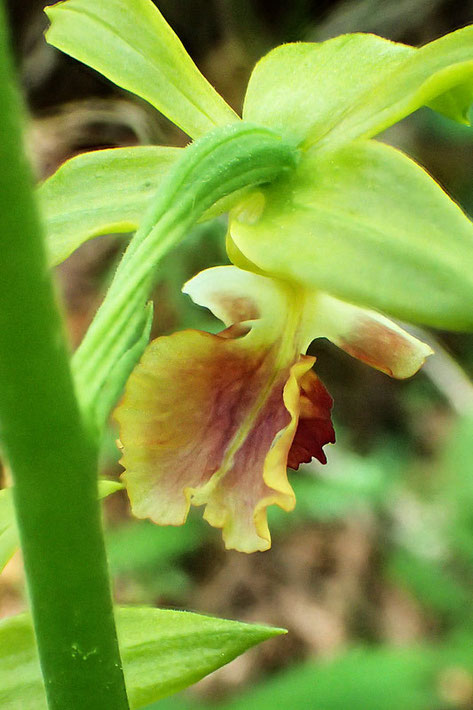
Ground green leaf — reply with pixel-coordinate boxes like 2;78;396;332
230;139;473;330
97;478;124;498
0;489;16;572
0;481;122;575
243;27;473;152
0;608;285;709
38;146;181;266
45;0;238;139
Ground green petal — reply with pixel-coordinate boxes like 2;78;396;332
243;28;473;152
230;140;473;330
45;0;238;139
38;146;181;266
0;609;284;709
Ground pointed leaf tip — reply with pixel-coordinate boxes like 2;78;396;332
0;609;286;709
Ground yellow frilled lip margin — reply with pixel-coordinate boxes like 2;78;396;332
114;324;334;553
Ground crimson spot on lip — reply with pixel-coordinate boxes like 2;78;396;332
287;369;335;469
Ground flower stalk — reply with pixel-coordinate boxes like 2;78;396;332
0;5;129;708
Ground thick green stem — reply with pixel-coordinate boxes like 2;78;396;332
0;6;129;709
73;122;299;429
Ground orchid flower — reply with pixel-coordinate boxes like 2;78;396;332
114;265;431;552
42;1;473;552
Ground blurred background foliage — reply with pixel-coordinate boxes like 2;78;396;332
3;1;473;708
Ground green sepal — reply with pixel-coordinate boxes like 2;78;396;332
230;139;473;330
244;35;413;148
38;146;181;266
243;28;473;152
0;608;285;709
0;480;123;576
45;0;238;139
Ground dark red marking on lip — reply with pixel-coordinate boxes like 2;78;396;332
287;370;335;469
